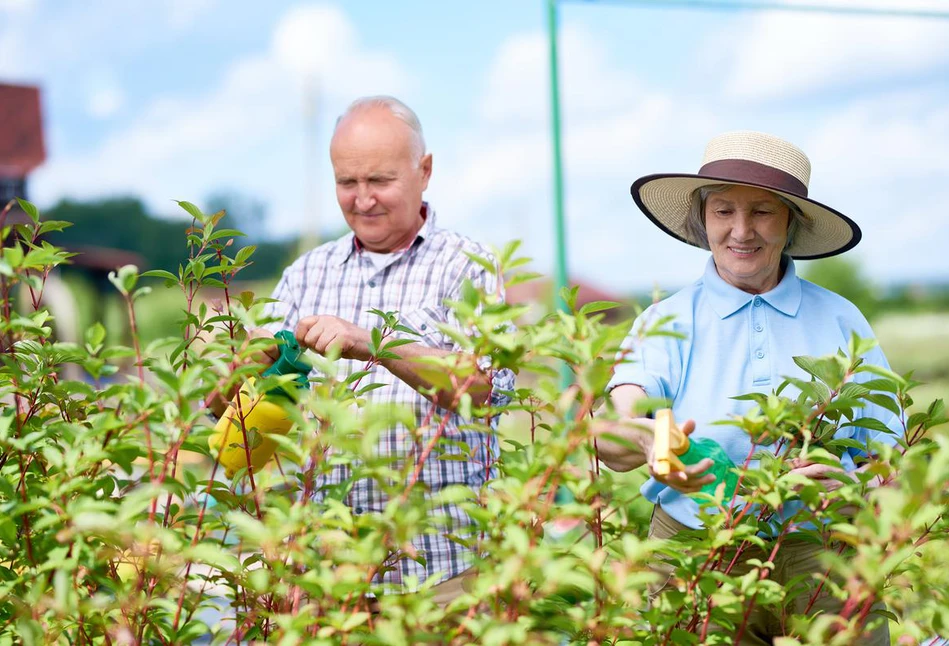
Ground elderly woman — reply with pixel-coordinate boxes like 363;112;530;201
596;131;899;644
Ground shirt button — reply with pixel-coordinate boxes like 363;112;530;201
420;324;427;331
355;506;364;515
753;297;762;307
755;324;763;332
756;350;764;359
368;280;376;288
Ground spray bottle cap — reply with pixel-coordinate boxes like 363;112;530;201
261;330;310;397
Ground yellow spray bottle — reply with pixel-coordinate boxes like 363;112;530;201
652;409;739;500
209;330;310;478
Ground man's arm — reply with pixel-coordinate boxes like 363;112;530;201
294;315;491;411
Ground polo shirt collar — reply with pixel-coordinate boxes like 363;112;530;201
703;255;802;319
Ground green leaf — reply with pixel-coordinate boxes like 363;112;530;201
841;417;896;434
141;269;179;282
505;271;544;288
865;393;901;417
85;322;106;349
176;200;206;223
235;245;256;265
16;198;39;222
579;300;619;315
463;251;497;275
356;383;386;396
37;220;72;235
792;354;847;389
108;264;139;295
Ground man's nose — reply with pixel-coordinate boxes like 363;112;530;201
354;185;375;212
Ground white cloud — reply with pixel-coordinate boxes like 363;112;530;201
478;28;643;125
435;26;723;292
799;87;949;283
0;0;34;11
437;18;949;294
163;0;218;30
86;83;126;119
271;5;409;98
717;1;949;101
31;4;411;236
805;88;949;185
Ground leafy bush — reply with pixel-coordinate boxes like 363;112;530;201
1;198;947;645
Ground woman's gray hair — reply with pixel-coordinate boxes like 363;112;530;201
683;184;812;251
334;95;426;162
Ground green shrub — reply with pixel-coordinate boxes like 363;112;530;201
0;198;946;645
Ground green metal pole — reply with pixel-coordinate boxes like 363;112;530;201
546;0;569;316
547;0;577;511
546;0;573;395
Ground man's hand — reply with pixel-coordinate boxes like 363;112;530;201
248;328;279;366
644;418;715;494
295;315;372;361
787;455;854;493
205;328;278;418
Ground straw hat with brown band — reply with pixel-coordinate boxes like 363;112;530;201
631;130;861;259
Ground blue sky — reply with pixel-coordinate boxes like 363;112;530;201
2;0;948;293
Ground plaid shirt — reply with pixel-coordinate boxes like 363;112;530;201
264;204;513;588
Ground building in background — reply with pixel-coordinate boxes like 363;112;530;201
0;83;45;209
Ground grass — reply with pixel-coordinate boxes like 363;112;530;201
874;311;949;435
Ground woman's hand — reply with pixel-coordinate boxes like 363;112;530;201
787;455;854;492
646;418;716;494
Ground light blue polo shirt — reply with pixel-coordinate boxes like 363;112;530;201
608;257;902;529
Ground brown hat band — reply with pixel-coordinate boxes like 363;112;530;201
698;159;808;198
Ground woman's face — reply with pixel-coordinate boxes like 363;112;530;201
704;185;790;294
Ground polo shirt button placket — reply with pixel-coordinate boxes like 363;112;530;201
751;297;769;384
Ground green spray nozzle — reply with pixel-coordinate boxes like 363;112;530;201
261;330;310;393
652;408;740;501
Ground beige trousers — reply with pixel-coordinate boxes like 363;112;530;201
648;505;890;645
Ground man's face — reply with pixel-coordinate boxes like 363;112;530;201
330;107;432;253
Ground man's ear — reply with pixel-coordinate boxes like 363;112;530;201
419;153;433;191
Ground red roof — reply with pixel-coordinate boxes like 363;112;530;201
0;83;46;177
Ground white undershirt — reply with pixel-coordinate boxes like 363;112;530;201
361;249;400;273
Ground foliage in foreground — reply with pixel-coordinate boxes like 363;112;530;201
0;198;947;645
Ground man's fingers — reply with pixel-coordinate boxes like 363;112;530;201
247;328;278;364
295;316;320;346
305;324;329;354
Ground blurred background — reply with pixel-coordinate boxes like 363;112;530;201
1;0;947;409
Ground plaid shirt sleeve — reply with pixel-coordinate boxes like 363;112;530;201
447;250;515;410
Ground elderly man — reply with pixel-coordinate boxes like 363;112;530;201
257;96;511;601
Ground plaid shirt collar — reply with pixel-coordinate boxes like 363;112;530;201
336;202;436;266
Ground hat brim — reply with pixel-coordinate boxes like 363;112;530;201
631;174;861;260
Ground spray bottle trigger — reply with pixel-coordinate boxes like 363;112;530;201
653;408;689;475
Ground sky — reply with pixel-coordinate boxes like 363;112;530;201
2;0;948;294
